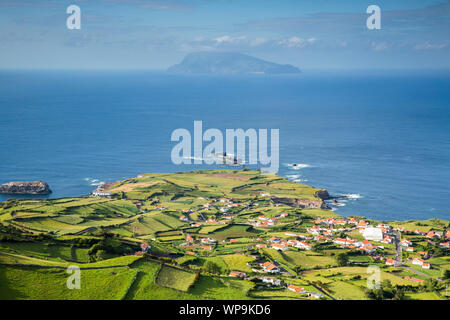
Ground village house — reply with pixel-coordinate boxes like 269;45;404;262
401;239;412;247
404;276;424;284
333;238;347;246
314;234;331;242
426;231;440;239
269;236;282;243
287;285;305;293
262;277;281;286
377;224;391;233
308;292;324;299
381;236;393;244
285;232;298;237
385;258;395;266
260;262;280;274
357;220;369;228
191;222;203;227
296;241;312;250
271;243;288;251
440;241;450;248
229;271;246;278
200;237;216;244
307;225;321;235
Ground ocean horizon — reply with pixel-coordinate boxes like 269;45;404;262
0;69;449;221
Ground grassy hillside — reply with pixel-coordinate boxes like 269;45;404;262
0;169;448;300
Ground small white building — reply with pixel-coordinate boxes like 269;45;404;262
262;277;281;286
92;191;111;197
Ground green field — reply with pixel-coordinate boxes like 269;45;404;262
0;169;448;301
0;265;137;300
155;264;198;291
221;254;254;272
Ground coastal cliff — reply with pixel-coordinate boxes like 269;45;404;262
0;181;52;195
271;196;328;209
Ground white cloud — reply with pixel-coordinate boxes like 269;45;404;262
371;41;390;51
277;37;316;48
250;37;268;47
414;42;447;50
214;35;247;45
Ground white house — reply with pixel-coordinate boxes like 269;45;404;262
262;277;281;286
296;241;312;250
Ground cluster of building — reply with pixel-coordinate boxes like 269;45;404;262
332;238;378;254
257;236;312;251
412;258;431;269
178;234;217;251
256;277;324;299
248;213;289;227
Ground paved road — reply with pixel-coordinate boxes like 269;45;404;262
402;265;443;283
393;231;402;266
309;282;335;300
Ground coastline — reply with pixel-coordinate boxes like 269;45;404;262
0;168;448;225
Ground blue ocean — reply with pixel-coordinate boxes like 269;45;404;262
0;70;449;221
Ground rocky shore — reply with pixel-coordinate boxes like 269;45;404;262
0;181;52;195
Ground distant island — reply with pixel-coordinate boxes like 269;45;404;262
167;52;301;75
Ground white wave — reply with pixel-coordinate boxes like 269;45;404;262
286;174;301;180
343;193;362;200
332;202;346;207
284;163;313;170
293;178;308;183
84;178;105;186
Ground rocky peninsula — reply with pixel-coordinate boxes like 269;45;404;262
0;181;52;195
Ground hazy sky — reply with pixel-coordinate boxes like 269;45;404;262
1;0;449;69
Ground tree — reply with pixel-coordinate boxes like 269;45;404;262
336;252;349;267
441;268;450;280
96;250;108;261
203;260;221;274
424;278;438;292
393;288;405;300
